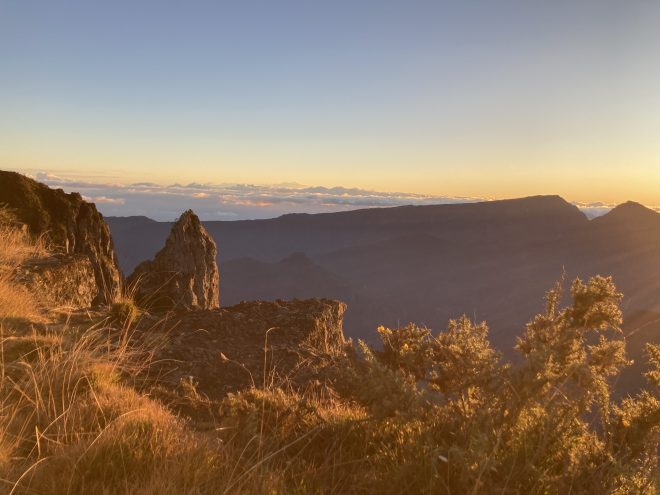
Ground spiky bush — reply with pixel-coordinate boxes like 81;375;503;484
344;275;659;494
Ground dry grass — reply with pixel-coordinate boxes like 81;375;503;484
0;319;220;494
0;303;375;495
0;210;46;321
109;299;142;328
0;317;352;494
0;275;39;321
0;208;46;271
107;276;150;328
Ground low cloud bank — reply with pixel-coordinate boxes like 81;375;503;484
30;171;486;221
14;171;657;221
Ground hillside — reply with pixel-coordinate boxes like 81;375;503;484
106;196;660;356
221;252;352;304
0;174;658;493
108;195;588;268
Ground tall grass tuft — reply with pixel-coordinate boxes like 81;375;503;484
0;318;226;494
0;208;46;321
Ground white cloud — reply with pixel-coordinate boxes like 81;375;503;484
571;201;616;219
23;170;490;220
82;195;126;205
13;169;659;221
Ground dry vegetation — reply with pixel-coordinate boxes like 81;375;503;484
0;208;45;321
0;220;658;494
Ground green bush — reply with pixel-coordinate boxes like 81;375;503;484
344;275;660;494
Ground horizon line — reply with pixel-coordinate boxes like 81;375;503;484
4;168;660;222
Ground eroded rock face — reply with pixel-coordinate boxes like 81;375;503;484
127;210;219;310
0;171;121;305
141;298;347;399
18;254;98;309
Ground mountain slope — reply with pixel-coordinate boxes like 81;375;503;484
221;252;352;304
107;196;660;352
108;195;587;268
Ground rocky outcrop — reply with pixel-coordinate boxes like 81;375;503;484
17;254;98;309
0;171;121;305
141;298;347;399
127;210;219;311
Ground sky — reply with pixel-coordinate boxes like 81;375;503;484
1;0;660;219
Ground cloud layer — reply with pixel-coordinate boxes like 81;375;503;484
14;170;658;221
30;171;487;221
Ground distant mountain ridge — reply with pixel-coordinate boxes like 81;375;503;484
108;195;588;270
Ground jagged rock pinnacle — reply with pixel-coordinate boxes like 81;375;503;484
127;209;219;311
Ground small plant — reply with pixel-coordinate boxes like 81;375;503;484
179;375;202;401
378;323;433;379
342;340;425;418
110;299;141;327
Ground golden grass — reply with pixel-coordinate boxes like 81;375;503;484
109;299;142;327
0;308;375;494
0;208;46;272
0;214;46;321
0;319;219;494
0;276;39;321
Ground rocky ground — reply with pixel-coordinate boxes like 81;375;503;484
142;299;347;400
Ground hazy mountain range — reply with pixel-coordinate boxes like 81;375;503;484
107;195;660;392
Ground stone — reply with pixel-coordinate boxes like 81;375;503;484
126;210;219;310
139;298;347;399
0;170;122;305
17;254;98;309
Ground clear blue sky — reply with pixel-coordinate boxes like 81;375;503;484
1;0;659;206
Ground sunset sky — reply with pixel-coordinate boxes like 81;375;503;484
2;1;659;218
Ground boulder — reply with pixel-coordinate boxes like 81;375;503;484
142;298;347;399
0;171;121;305
17;254;98;309
127;210;219;310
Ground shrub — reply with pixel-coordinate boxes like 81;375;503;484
345;276;659;493
110;298;141;327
